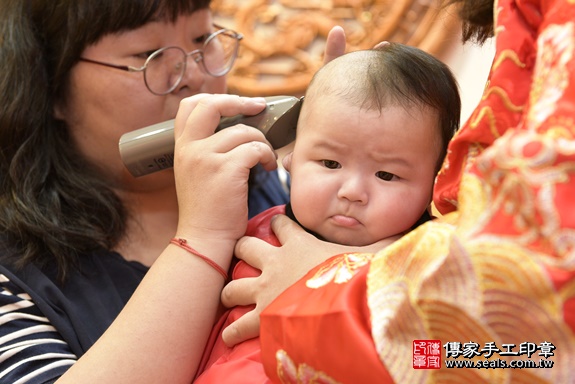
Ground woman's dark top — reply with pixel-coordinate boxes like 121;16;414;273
0;249;147;383
0;169;289;383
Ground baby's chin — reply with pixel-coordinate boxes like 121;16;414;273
317;231;375;247
317;227;405;247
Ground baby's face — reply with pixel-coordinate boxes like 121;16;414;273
288;97;441;246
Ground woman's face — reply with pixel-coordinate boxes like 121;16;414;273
57;9;226;191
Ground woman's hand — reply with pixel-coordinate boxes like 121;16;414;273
220;214;399;346
323;26;347;64
172;94;277;245
63;94;278;383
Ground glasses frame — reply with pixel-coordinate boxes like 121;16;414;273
79;24;243;95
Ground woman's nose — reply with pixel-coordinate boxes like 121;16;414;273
172;52;205;93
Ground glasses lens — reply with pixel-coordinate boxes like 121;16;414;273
145;47;186;95
203;30;240;76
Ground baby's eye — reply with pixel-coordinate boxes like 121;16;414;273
322;160;341;169
376;171;397;181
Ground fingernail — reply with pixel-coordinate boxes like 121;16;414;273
251;97;267;105
374;41;391;49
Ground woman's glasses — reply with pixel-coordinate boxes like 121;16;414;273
79;25;243;95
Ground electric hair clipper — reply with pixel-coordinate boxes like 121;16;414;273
119;95;303;177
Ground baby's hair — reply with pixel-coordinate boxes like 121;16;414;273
304;43;461;173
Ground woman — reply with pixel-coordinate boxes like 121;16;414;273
0;0;345;382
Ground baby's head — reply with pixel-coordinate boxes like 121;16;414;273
285;43;460;246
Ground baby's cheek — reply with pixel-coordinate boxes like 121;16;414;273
372;193;422;230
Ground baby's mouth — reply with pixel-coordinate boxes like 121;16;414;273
330;214;361;227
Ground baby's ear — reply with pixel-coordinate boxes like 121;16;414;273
282;152;294;172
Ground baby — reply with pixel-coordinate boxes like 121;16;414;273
195;42;461;383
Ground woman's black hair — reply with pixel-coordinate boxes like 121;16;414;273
443;0;495;44
0;0;210;281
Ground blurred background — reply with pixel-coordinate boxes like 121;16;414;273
212;0;495;125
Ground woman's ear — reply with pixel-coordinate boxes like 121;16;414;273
53;101;66;120
282;151;293;172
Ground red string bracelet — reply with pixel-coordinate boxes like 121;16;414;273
170;238;228;280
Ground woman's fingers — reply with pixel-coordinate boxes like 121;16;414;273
221;275;258;308
221;309;260;347
269;213;311;245
198;125;278;169
323;26;347;64
229;234;269;273
172;94;276;241
322;27;391;64
374;41;391;49
174;94;267;140
173;94;276;174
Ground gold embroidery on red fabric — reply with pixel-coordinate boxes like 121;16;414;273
528;23;574;131
367;208;575;383
364;17;575;381
560;278;575;303
275;350;341;384
305;253;374;289
492;49;526;71
483;87;524;113
469;106;498;136
494;2;503;37
545;116;575;138
475;131;575;267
